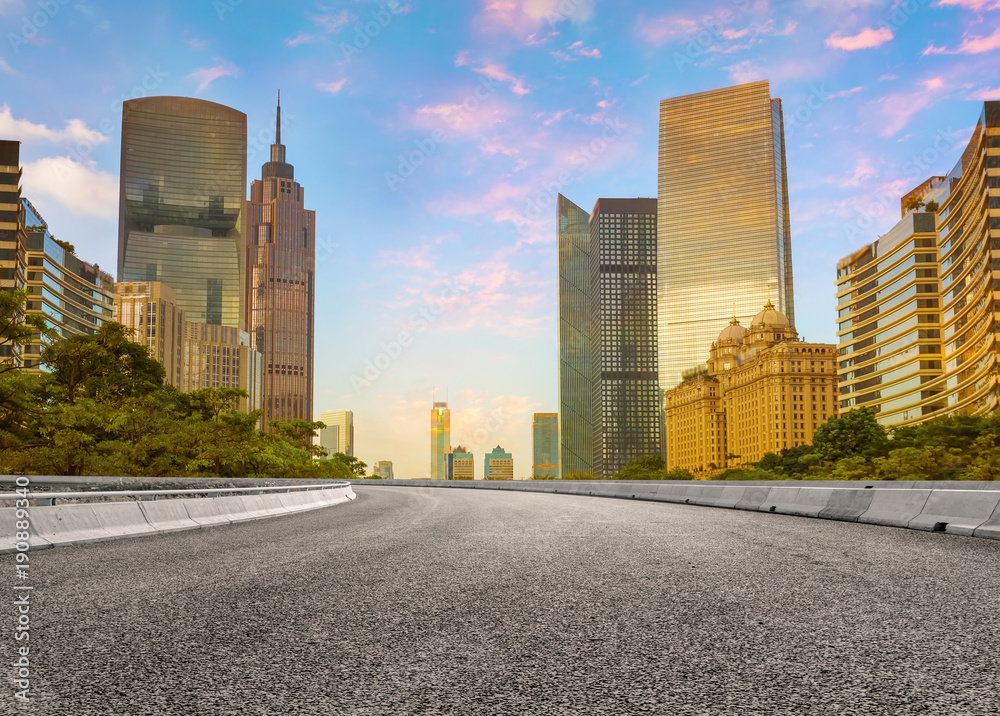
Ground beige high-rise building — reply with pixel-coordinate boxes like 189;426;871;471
114;282;185;387
664;302;837;472
658;81;794;392
246;95;316;428
319;409;354;457
181;322;262;413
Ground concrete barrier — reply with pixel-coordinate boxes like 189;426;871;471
859;490;932;529
760;488;837;518
1;484;355;552
973;500;1000;540
907;490;1000;536
734;486;771;512
818;489;875;522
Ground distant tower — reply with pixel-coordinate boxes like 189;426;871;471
246;92;317;427
532;413;559;479
319;410;354;457
430;401;451;480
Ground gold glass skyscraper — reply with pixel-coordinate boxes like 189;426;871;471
430;401;450;480
119;97;247;329
246;96;316;426
657;81;794;391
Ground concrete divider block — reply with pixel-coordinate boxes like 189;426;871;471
687;485;747;509
183;498;237;527
908;490;1000;536
734;486;771;511
139;500;202;533
625;485;657;499
256;494;292;517
31;503;122;544
92;501;156;538
760;488;836;518
649;485;689;503
859;489;931;528
0;508;53;551
818;489;875;522
276;492;318;510
973;499;1000;540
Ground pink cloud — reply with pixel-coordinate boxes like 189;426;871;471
923;27;1000;54
478;0;595;34
473;63;530;95
635;15;700;45
872;77;948;137
968;86;1000;100
317;78;349;95
285;31;319;47
936;0;1000;10
184;60;238;93
825;26;894;50
309;8;350;33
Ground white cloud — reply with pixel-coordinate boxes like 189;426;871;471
0;105;108;146
825;27;894;51
0;56;13;75
20;156;118;219
317;78;349;95
184;60;238;93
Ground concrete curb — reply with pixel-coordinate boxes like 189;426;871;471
1;485;356;553
350;480;1000;541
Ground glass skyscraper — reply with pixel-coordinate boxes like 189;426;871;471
531;412;559;479
590;198;660;476
118;97;247;330
430;401;450;480
557;194;594;475
246;96;316;426
657;81;794;391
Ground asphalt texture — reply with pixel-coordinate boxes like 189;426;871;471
2;486;999;716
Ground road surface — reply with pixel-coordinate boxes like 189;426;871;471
3;486;998;715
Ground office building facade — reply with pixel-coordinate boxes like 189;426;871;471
114;281;185;387
590;198;660;476
557;194;595;475
374;461;394;479
430;401;450;479
835;102;1000;425
532;412;559;479
658;81;794;391
319;409;354;457
484;445;513;480
246;97;316;427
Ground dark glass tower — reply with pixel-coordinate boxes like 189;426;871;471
590;198;660;476
246;94;316;426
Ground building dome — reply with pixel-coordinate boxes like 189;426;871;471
717;317;746;343
750;299;791;330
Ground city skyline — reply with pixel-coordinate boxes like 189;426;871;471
2;0;996;476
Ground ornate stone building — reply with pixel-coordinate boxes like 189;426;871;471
664;301;838;472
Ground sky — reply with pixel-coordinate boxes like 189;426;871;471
1;0;998;477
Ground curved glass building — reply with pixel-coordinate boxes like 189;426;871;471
118;97;247;329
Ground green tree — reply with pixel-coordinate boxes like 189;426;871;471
812;407;888;463
271;419;328;458
562;471;597;480
329;452;367;477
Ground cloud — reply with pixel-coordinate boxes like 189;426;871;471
285;31;319;47
631;74;649;86
19;156;118;218
479;0;596;33
923;27;1000;54
968;86;1000;100
826;86;864;99
184;60;238;93
872;77;948;137
841;156;878;187
550;40;602;61
635;15;701;46
309;8;351;33
0;0;24;14
317;78;349;95
0;56;14;75
473;63;530;95
0;105;108;146
936;0;1000;10
825;26;894;50
185;38;208;51
879;74;897;81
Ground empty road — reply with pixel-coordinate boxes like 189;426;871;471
3;486;999;715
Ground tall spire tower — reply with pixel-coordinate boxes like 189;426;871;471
245;93;317;428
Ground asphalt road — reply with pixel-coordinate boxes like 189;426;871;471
2;486;999;715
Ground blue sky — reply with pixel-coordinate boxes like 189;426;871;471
1;0;998;477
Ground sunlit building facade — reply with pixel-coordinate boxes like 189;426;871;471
114;281;185;388
664;302;837;472
532;412;559;479
835;102;1000;425
658;81;794;391
447;446;474;480
557;194;595;475
246;97;316;427
590;198;660;476
21;199;114;372
430;401;450;479
319;409;354;457
484;445;513;480
374;461;394;479
0;141;25;317
119;97;247;329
